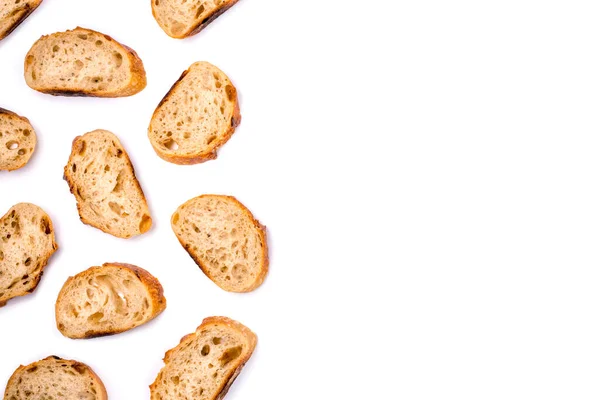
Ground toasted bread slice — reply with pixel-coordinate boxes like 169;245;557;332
171;195;268;292
152;0;239;39
56;262;166;339
0;0;42;41
64;129;152;239
151;316;257;400
0;203;58;307
148;61;241;165
0;107;36;171
24;27;146;97
4;356;107;400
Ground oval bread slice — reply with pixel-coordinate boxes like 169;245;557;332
4;356;107;400
0;107;36;171
64;129;153;239
171;195;268;292
148;61;241;164
0;0;43;41
24;27;146;97
150;316;257;400
0;203;58;307
56;262;166;339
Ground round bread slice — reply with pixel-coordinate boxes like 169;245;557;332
4;356;107;400
0;107;36;171
148;61;241;164
171;195;268;292
24;27;146;97
56;262;166;339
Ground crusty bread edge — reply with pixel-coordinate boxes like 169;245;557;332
0;107;37;172
0;0;43;41
171;195;268;293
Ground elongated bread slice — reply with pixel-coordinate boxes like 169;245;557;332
24;27;146;97
0;107;36;171
56;263;166;339
152;0;239;39
64;129;152;238
151;316;257;400
4;356;107;400
171;195;268;292
0;203;57;307
148;61;241;164
0;0;42;41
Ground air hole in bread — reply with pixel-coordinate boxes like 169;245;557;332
18;149;26;155
24;257;31;266
183;132;191;139
225;85;235;101
113;52;123;68
104;165;110;172
6;140;18;150
163;138;179;151
74;60;84;70
220;346;242;367
0;251;3;261
201;345;210;356
52;45;59;52
77;34;88;40
78;140;86;155
95;40;103;47
40;217;52;234
171;376;180;385
88;312;104;323
139;214;152;233
206;135;216;145
172;213;180;225
212;337;221;345
195;4;205;18
23;129;30;136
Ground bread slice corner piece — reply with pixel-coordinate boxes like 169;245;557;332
152;0;240;39
56;262;166;339
148;61;240;165
64;129;152;239
0;0;43;41
150;316;257;400
0;203;58;307
0;107;37;171
4;356;108;400
171;195;268;293
24;27;146;97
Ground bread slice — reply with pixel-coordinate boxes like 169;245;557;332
171;195;268;292
64;129;152;239
148;61;241;165
152;0;239;39
0;0;42;41
24;27;146;97
0;203;58;307
150;316;257;400
55;262;166;339
0;107;36;171
4;355;107;400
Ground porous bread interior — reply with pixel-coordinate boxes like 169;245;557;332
0;112;35;171
153;0;229;37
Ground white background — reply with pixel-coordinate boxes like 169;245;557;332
1;0;600;398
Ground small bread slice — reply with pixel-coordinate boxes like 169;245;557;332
24;27;146;97
0;0;42;41
148;61;241;165
150;316;257;400
4;356;107;400
64;129;152;239
171;195;268;292
55;262;166;339
0;203;58;307
152;0;239;39
0;107;36;171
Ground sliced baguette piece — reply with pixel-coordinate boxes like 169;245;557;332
152;0;239;39
148;61;241;165
150;316;257;400
64;129;152;239
24;27;146;97
56;262;166;339
0;107;36;171
171;195;268;292
0;0;42;41
0;203;58;307
4;356;107;400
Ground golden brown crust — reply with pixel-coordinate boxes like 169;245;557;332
0;0;42;41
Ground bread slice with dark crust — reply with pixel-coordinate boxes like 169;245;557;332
0;203;58;307
56;262;166;339
24;27;146;97
150;316;257;400
0;107;36;171
3;356;108;400
0;0;42;41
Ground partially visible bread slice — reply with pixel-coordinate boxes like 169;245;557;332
152;0;239;39
56;262;166;339
0;0;42;41
148;61;241;165
0;203;58;307
24;27;146;97
4;356;107;400
0;107;36;171
171;195;268;292
150;316;257;400
64;129;152;238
